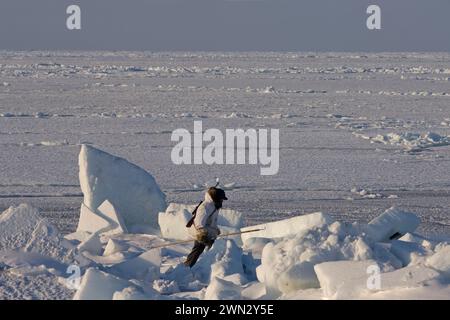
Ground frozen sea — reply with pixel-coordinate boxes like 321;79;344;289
1;51;450;237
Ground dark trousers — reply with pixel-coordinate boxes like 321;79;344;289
184;240;212;268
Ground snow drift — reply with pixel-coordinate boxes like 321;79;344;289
0;204;73;263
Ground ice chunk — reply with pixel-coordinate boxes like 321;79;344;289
73;268;133;300
191;239;244;284
210;240;245;283
97;200;128;235
389;240;428;266
243;237;272;259
314;260;381;298
79;144;166;231
76;203;111;234
64;231;92;244
426;245;450;276
363;264;441;296
108;249;161;282
241;282;267;300
153;279;180;295
113;286;159;300
315;260;439;299
82;251;131;265
77;233;103;256
77;200;138;237
217;226;242;246
158;204;191;240
204;277;242;300
240;212;332;243
162;263;200;291
218;208;245;229
366;207;420;242
103;239;129;256
277;261;320;293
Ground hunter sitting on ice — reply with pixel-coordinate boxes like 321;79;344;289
184;187;228;267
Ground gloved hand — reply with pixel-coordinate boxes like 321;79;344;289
196;228;209;242
196;228;215;248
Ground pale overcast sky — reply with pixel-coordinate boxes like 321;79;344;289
1;0;449;51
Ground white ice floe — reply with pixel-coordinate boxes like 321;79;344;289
240;212;331;243
365;207;420;242
315;261;440;299
79;144;166;232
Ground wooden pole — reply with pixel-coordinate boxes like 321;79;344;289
149;228;264;249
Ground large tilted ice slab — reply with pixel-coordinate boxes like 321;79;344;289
240;212;332;243
79;144;167;232
365;207;420;242
158;203;244;240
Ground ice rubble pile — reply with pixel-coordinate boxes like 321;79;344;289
356;131;450;152
1;144;450;300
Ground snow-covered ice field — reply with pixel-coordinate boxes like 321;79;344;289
1;51;450;299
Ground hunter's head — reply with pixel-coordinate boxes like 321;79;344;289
207;187;228;208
